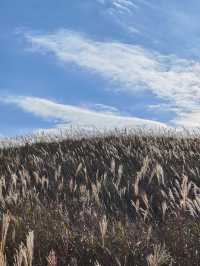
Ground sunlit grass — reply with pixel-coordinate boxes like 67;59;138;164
0;128;199;265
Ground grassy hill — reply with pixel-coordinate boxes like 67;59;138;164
0;130;199;265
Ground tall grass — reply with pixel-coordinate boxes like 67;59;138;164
0;129;199;265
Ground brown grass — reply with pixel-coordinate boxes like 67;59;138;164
0;129;199;265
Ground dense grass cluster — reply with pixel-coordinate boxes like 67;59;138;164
0;130;200;265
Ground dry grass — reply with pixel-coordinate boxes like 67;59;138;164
146;244;172;266
0;129;199;265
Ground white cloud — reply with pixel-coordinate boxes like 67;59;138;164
0;96;167;131
148;103;179;114
112;0;138;12
25;30;200;128
81;103;120;115
171;109;200;128
96;0;153;34
97;0;139;12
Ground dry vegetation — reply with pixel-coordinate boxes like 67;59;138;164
0;130;199;265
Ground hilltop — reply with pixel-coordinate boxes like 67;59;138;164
0;130;199;265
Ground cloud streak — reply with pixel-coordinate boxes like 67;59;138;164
0;96;167;131
97;0;139;12
25;30;200;127
96;0;155;35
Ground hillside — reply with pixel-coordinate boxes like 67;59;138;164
0;131;199;265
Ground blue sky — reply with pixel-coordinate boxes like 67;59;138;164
1;0;200;137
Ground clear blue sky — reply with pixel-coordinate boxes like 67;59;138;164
1;0;200;137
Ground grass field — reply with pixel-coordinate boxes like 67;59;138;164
0;129;199;265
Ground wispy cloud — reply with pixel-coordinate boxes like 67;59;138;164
97;0;139;12
96;0;155;35
96;0;141;34
0;96;167;130
25;30;200;127
111;0;139;12
98;0;200;59
171;109;200;128
81;103;120;115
